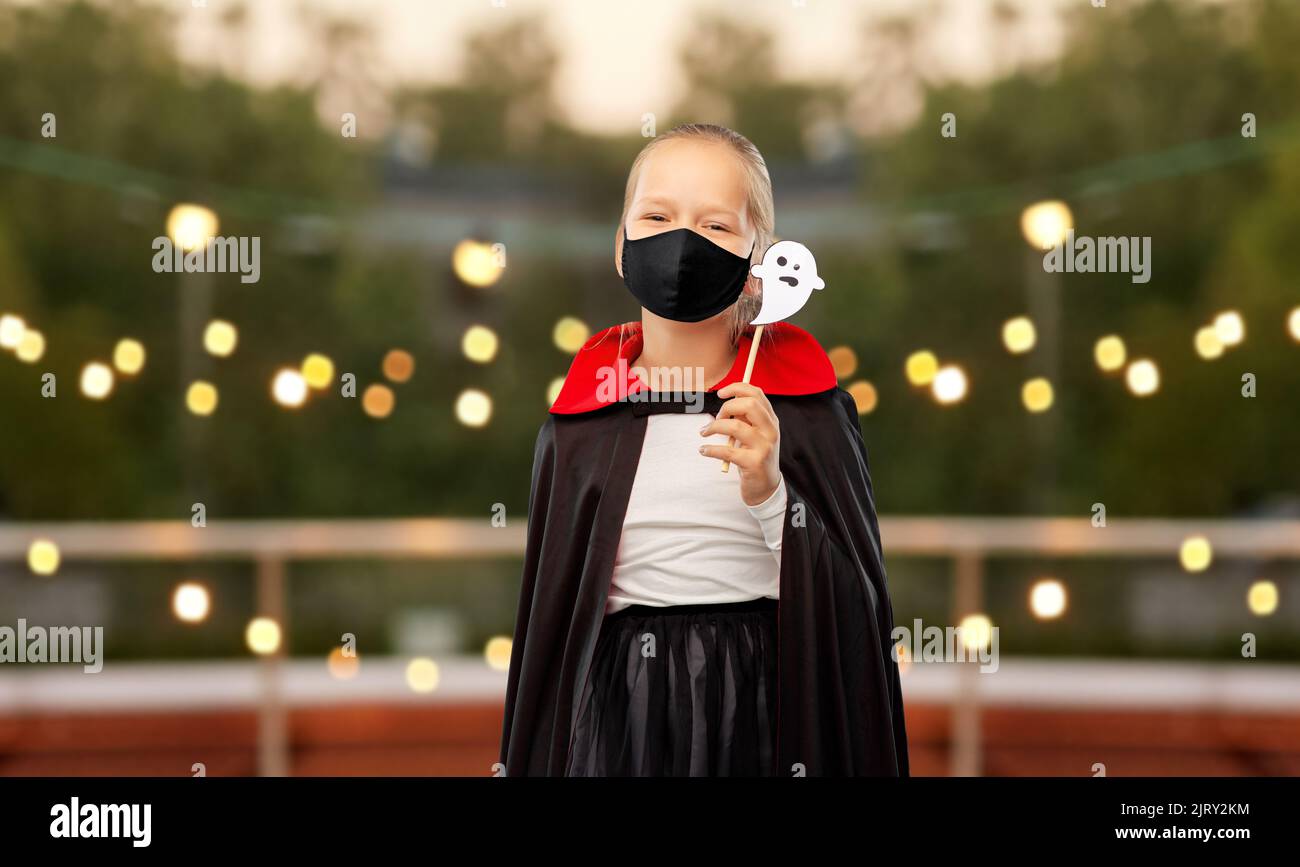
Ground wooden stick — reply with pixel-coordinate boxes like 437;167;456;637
721;324;764;474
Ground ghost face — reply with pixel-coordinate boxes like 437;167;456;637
749;240;824;325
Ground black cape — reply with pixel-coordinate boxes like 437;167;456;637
499;322;909;776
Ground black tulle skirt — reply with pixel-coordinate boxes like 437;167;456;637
565;597;779;777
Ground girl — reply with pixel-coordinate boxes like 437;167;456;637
499;123;908;777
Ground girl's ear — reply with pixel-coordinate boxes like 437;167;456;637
613;225;624;278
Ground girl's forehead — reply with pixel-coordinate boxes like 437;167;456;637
634;140;748;211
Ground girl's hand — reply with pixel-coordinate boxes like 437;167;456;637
698;382;782;507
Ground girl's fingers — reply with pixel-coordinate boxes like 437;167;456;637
699;442;756;469
700;417;766;448
717;396;778;435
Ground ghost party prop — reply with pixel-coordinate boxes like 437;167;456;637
722;240;826;473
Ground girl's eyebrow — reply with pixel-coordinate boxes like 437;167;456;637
635;196;739;221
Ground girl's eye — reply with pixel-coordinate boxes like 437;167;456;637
646;215;667;222
706;223;727;232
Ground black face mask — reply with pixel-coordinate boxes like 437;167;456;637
620;226;755;322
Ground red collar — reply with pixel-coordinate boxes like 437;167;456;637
549;320;837;415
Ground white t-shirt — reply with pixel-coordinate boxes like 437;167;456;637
605;411;787;614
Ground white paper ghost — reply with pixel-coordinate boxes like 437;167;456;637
748;240;825;325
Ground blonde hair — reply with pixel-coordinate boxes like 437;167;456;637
601;123;776;351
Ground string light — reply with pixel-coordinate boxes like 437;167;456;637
166;203;218;252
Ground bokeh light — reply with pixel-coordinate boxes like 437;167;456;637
931;364;968;404
301;353;335;389
958;613;994;652
245;617;282;655
546;377;565;406
27;538;60;576
166;203;218;252
846;380;879;415
462;325;499;363
382;349;415;383
1019;199;1073;249
1179;535;1212;572
0;314;26;349
905;350;939;386
1247;580;1278;616
172;581;211;623
80;362;114;399
1213;310;1245;347
553;317;590;354
272;369;308;408
1002;317;1037;354
362;383;395;418
186;381;218;416
828;345;858;379
1030;579;1067;619
455;388;492;427
113;338;146;374
1094;335;1126;372
1194;325;1224;360
1288;307;1300;342
1125;359;1159;396
203;320;238;357
1022;377;1054;413
328;647;361;680
452;239;503;288
405;657;441;693
15;328;45;362
484;637;513;671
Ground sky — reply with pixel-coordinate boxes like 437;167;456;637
168;0;1071;135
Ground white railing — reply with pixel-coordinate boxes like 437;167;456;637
3;516;1298;776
